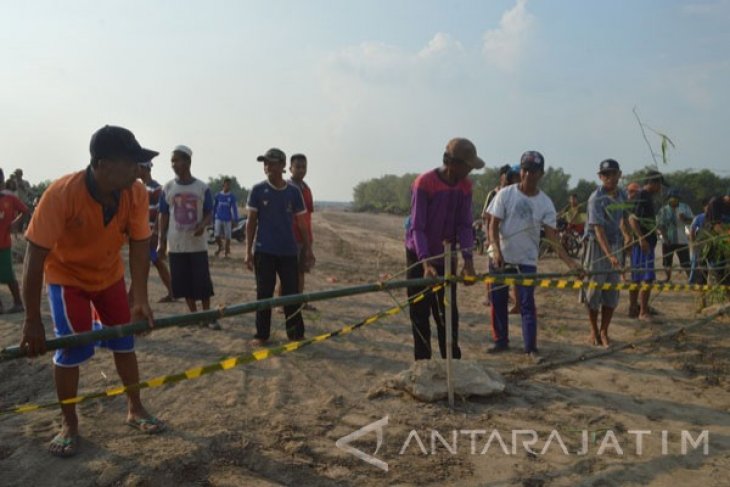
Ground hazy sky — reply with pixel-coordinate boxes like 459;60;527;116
1;0;728;201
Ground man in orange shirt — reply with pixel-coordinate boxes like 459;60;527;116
19;125;164;458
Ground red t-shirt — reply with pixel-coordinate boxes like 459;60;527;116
289;180;314;244
0;192;28;249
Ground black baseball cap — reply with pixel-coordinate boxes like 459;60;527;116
90;125;159;163
498;164;511;176
520;151;545;172
257;148;286;164
598;158;621;173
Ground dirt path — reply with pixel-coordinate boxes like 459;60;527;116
1;210;728;486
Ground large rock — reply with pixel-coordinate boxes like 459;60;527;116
378;360;505;402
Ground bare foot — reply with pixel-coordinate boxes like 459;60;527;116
600;330;610;348
587;334;602;346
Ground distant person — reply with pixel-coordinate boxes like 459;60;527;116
626;182;641;201
136;161;174;303
486;151;581;361
246;148;314;346
0;168;30;313
481;164;519;310
158;145;217;329
11;169;33;233
656;188;693;281
703;195;730;287
481;164;512;229
405;137;480;361
287;153;315;307
213;177;239;258
12;169;32;206
582;159;630;347
562;193;587;235
19;125;164;458
627;170;664;321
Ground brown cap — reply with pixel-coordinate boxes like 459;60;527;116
445;138;485;170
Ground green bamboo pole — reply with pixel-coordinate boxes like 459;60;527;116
2;268;716;362
0;276;441;361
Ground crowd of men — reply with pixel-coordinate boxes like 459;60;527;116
13;126;316;457
4;127;730;458
406;138;730;366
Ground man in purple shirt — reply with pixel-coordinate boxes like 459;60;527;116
405;137;482;360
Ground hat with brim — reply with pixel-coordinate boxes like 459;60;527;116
598;158;621;173
520;151;545;172
257;148;286;164
445;138;485;170
90;125;159;163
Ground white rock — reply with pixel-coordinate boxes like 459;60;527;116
384;360;505;402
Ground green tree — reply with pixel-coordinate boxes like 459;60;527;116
540;167;571;211
207;175;248;211
569;178;597;206
30;180;53;204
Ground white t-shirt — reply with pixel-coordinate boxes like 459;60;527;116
487;184;557;267
160;178;211;253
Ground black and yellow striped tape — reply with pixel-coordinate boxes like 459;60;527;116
467;275;729;293
0;284;444;417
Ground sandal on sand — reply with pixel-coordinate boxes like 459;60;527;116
126;416;166;434
48;433;79;458
157;295;175;303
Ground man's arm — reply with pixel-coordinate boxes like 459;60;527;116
20;242;50;356
157;213;170;258
490;216;504;268
628;215;650;252
232;195;239;222
129;238;154;330
245;209;258;271
594;225;620;269
296;213;315;270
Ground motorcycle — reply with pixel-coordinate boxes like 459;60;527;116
208;217;247;245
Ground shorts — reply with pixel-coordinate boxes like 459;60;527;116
49;278;134;367
631;244;656;283
214;220;232;239
169;251;214;300
0;248;15;284
582;239;621;310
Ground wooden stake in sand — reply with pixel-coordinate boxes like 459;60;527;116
444;241;455;409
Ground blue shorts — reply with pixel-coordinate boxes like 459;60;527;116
49;278;134;367
631;245;656;283
150;246;158;264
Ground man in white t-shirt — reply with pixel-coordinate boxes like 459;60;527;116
158;145;217;329
486;151;581;361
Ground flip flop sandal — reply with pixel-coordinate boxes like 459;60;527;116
48;433;79;458
126;416;166;434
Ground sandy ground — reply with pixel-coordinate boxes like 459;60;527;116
0;210;729;486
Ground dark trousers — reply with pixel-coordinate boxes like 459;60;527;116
254;252;304;340
406;248;461;361
662;243;691;274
